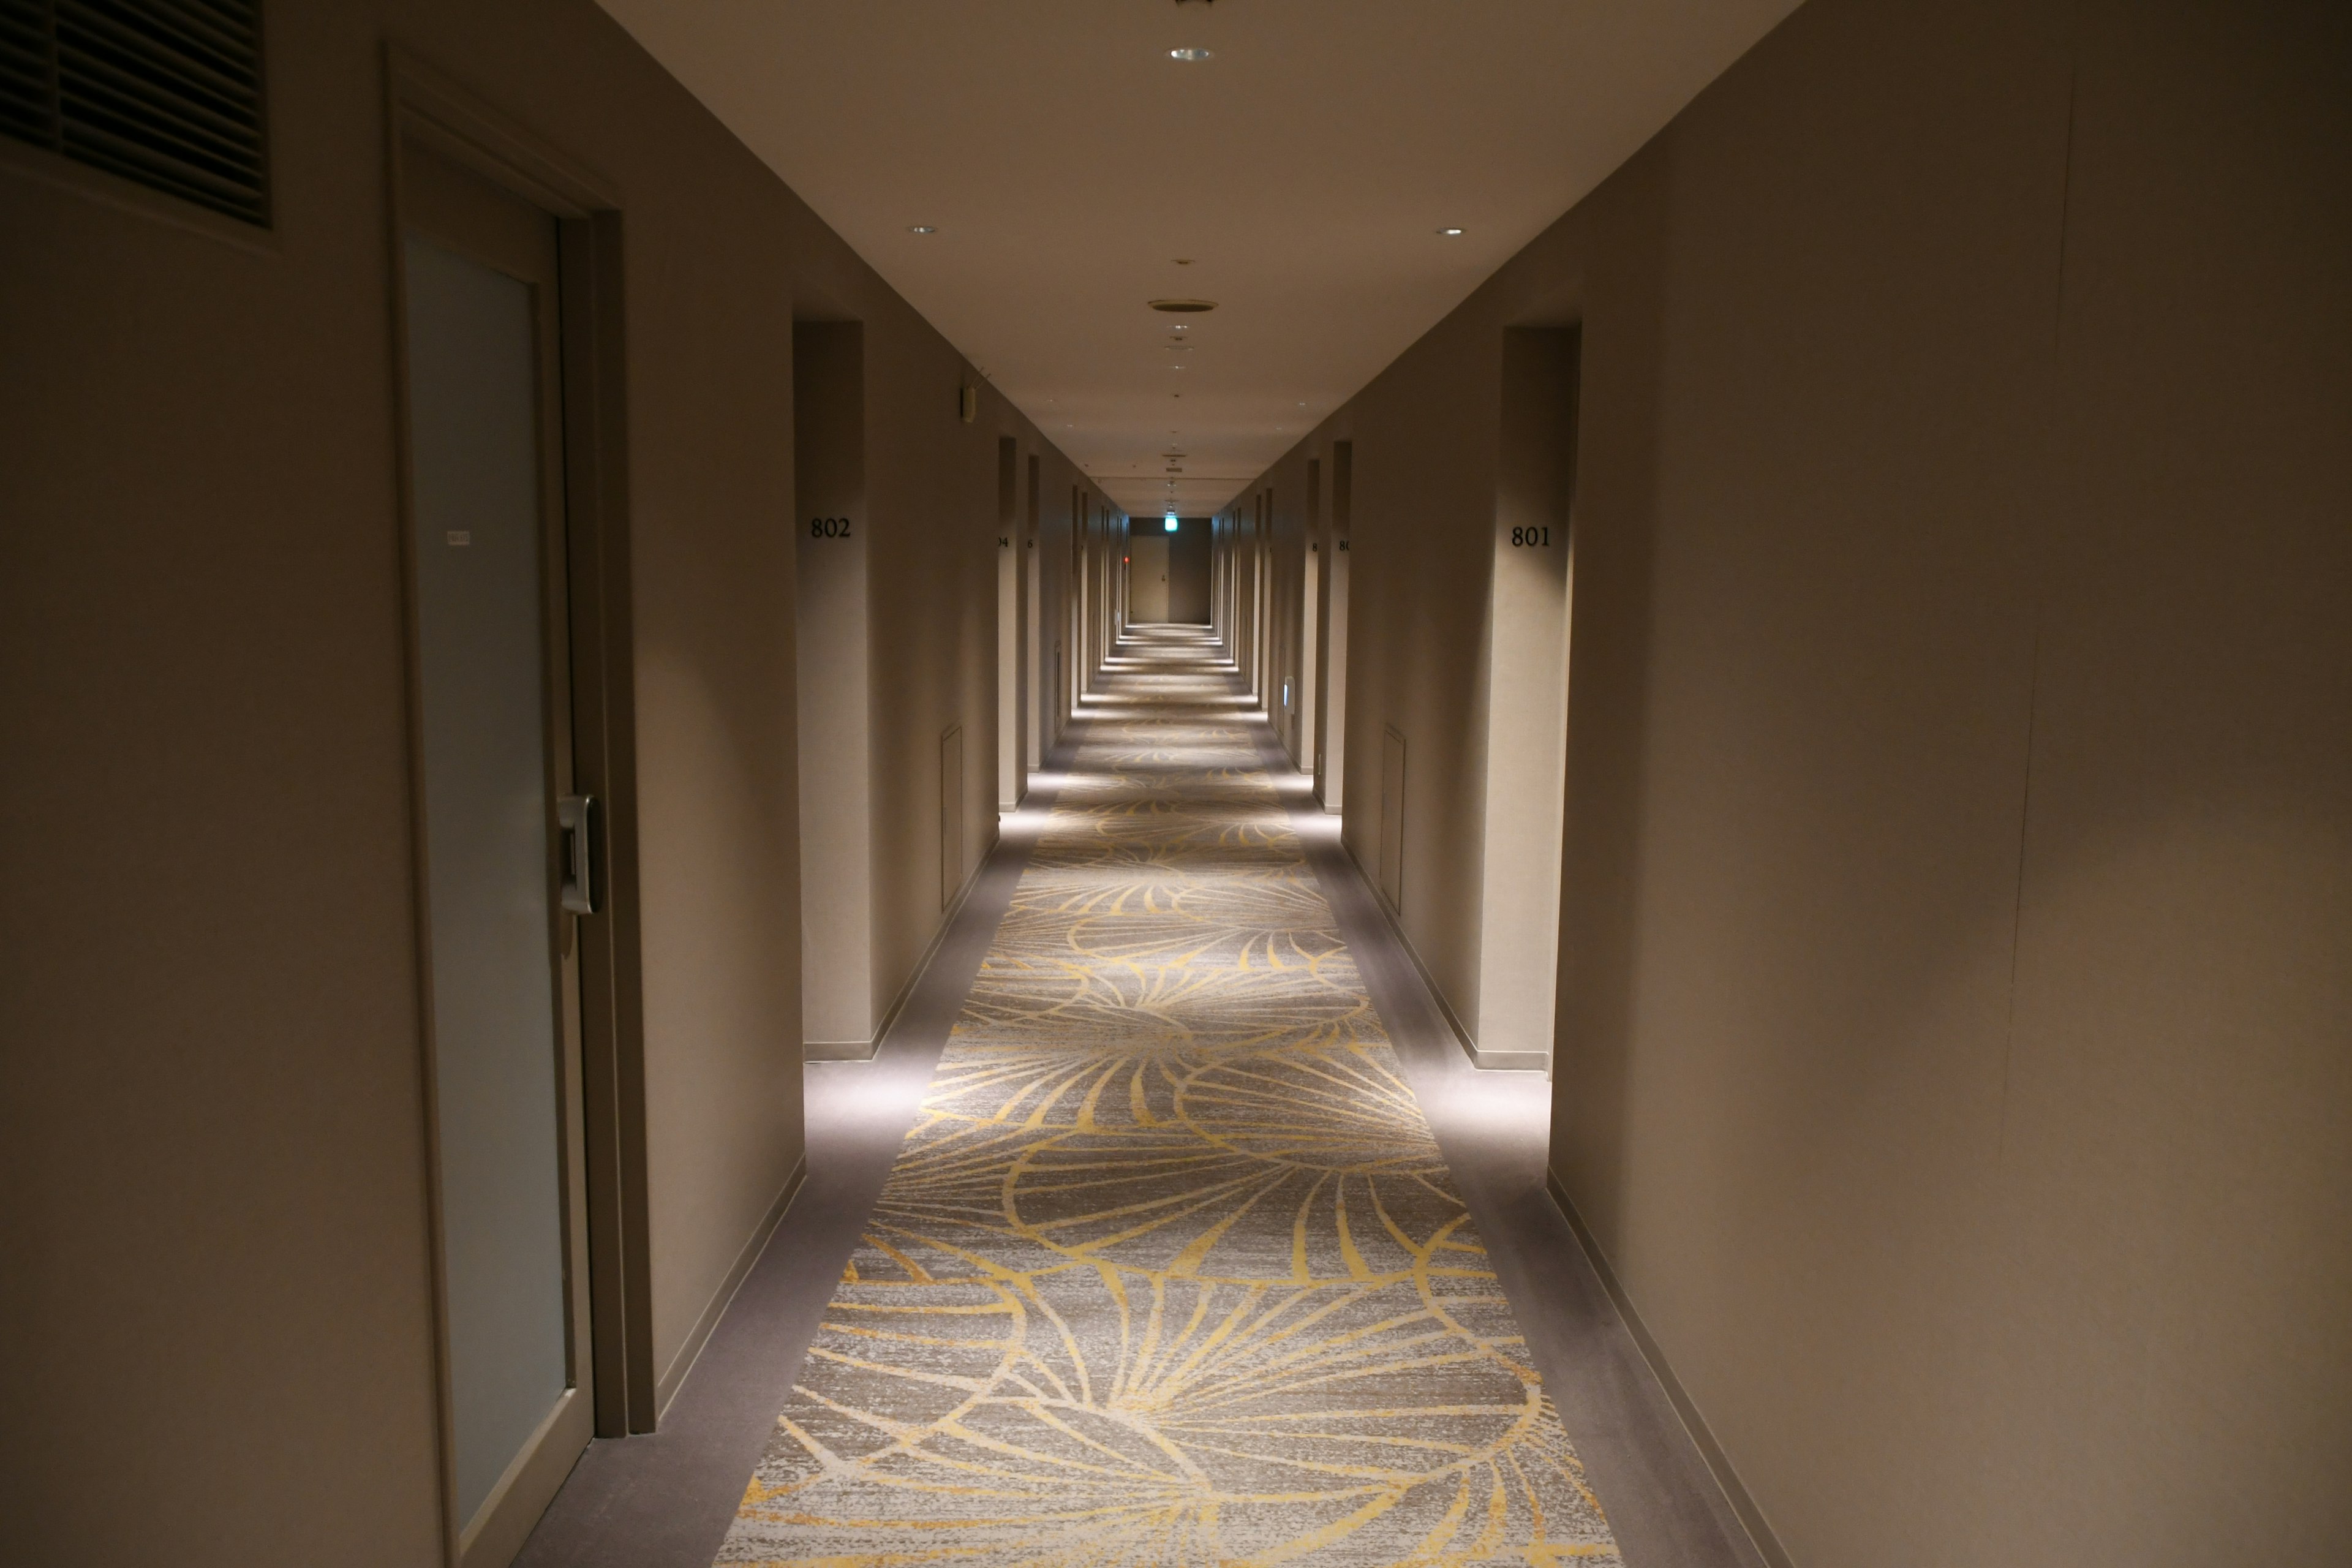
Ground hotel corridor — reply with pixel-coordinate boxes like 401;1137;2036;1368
717;625;1615;1562
12;4;2345;1564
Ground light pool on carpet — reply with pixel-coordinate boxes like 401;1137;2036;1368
716;627;1619;1567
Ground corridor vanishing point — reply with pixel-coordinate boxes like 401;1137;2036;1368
6;3;2346;1567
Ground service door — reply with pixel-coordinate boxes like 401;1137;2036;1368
1130;532;1170;622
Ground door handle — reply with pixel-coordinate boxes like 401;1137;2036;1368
557;794;598;915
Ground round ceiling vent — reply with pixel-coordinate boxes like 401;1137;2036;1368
1149;298;1218;313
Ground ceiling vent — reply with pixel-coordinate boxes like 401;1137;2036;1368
1;0;270;227
1148;298;1216;314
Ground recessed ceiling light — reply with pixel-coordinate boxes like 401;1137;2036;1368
1169;47;1212;62
1437;226;1464;237
909;224;938;234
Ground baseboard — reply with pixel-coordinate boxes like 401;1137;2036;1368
654;1155;807;1419
804;822;1003;1068
1544;1170;1793;1568
875;823;997;1051
1335;837;1549;1072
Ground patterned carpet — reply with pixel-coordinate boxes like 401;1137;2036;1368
717;626;1619;1566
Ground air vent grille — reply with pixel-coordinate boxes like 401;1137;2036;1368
1;0;268;226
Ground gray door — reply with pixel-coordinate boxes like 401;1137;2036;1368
404;187;593;1563
1380;726;1408;911
1130;533;1170;622
940;725;965;907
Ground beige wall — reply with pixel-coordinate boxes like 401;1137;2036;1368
1313;443;1352;813
1472;328;1577;1065
624;130;804;1412
1239;0;2350;1561
791;289;1111;1052
1265;486;1304;763
1260;315;1504;1041
861;334;1000;1017
793;322;874;1052
0;0;1107;1559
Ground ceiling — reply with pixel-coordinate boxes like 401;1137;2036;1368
594;0;1800;516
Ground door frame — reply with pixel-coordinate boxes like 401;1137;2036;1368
382;47;653;1566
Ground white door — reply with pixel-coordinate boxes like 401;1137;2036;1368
402;147;594;1567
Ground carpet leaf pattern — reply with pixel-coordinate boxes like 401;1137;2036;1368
717;628;1618;1566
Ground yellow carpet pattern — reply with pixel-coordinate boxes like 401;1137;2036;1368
717;627;1619;1566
